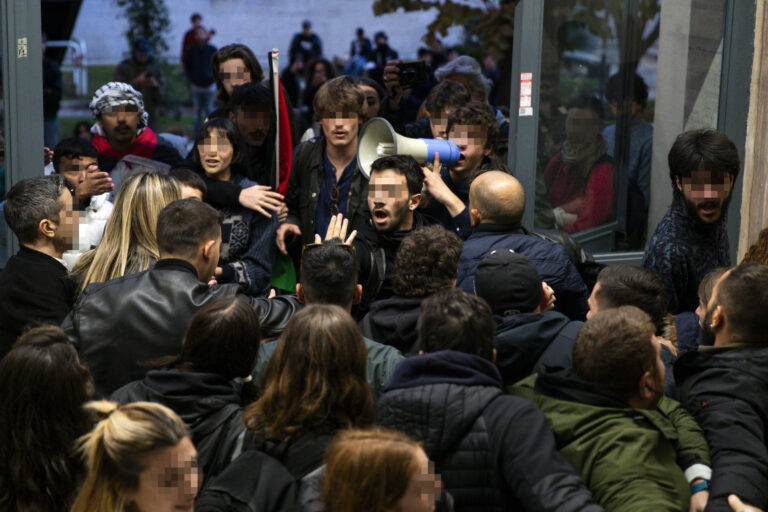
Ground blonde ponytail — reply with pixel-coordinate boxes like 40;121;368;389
71;401;190;512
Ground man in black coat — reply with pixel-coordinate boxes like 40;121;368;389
0;176;75;357
676;263;768;511
359;225;461;354
62;199;299;398
473;250;582;385
376;288;603;511
353;154;438;306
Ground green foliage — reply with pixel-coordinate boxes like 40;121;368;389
114;0;172;56
372;0;515;61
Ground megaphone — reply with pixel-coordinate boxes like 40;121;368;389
357;117;461;179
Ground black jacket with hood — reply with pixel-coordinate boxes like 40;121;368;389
359;295;423;354
353;210;438;307
493;310;583;385
110;369;246;487
676;344;768;511
375;350;603;512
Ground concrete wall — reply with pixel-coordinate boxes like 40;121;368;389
70;0;465;67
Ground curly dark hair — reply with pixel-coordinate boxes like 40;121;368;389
392;225;462;297
446;101;499;150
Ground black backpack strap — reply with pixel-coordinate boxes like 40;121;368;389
362;246;386;305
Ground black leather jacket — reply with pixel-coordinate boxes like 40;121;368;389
62;259;300;398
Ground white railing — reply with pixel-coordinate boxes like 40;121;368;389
47;38;88;97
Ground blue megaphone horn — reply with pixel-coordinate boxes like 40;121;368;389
357;117;461;179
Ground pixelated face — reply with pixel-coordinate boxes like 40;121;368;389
449;124;489;175
565;107;601;149
359;85;381;122
676;169;733;224
586;282;601;320
219;58;252;95
394;447;442;512
127;436;199;512
180;184;203;201
98;104;140;145
231;107;270;147
57;155;98;190
429;107;455;140
319;111;360;148
368;169;417;232
198;129;234;179
54;188;76;251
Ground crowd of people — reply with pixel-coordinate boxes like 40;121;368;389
2;16;768;512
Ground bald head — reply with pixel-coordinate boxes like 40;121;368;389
469;171;525;225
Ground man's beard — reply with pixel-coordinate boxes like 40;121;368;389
700;308;717;346
682;193;731;227
374;205;410;233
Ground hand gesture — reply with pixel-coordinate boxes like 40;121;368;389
238;184;284;218
421;153;465;217
77;164;114;199
276;223;302;255
44;147;54;166
313;213;357;244
383;59;403;107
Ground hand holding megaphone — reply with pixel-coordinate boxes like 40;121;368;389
421;153;467;217
357;118;462;179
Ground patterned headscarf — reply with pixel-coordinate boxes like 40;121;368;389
89;82;149;136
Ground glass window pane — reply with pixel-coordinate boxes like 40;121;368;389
532;0;725;254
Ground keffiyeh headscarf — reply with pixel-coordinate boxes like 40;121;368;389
89;82;149;136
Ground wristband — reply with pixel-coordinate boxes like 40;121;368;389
691;480;709;494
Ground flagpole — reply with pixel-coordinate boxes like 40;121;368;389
270;48;280;191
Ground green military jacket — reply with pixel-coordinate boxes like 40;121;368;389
511;373;711;512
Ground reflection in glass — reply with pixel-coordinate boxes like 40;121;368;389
534;0;661;251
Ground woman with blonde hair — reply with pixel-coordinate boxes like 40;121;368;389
72;171;181;293
71;400;199;512
322;428;443;512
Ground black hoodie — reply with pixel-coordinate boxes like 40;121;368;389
353;210;438;307
493;310;583;385
111;369;245;487
376;350;603;512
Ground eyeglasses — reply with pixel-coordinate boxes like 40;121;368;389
330;185;342;215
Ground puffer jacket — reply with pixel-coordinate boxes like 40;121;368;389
62;258;300;398
493;310;582;385
511;367;711;512
375;350;603;512
111;369;245;488
676;344;768;512
457;224;590;320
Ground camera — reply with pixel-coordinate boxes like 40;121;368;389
398;60;429;88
